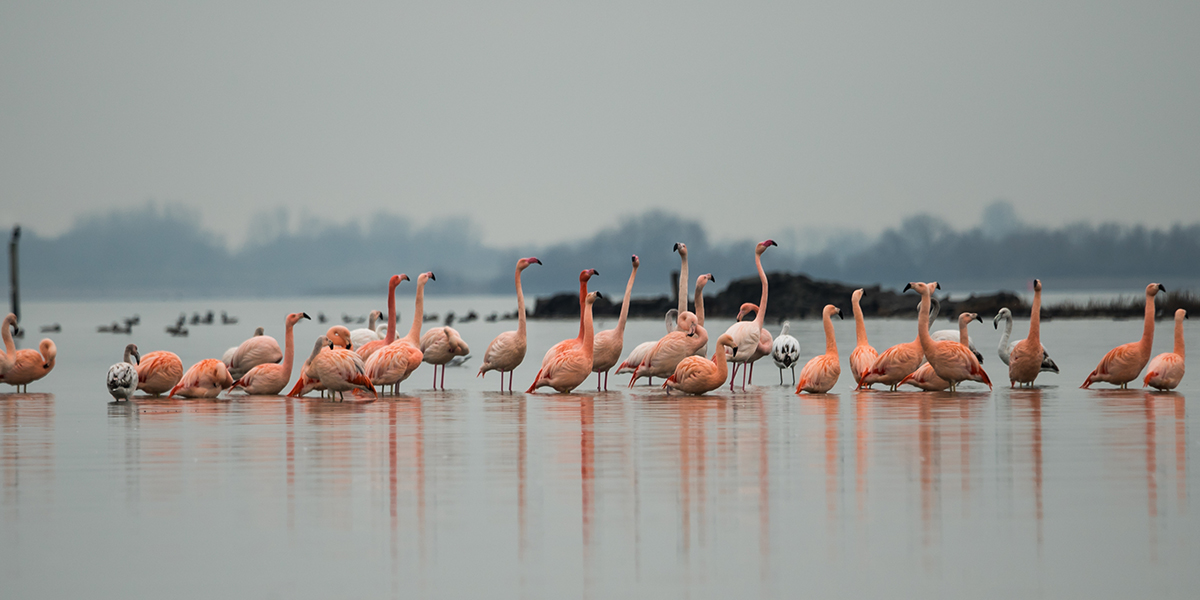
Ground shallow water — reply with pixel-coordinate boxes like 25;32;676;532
2;296;1198;598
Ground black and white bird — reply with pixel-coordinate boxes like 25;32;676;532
107;343;141;401
771;321;801;385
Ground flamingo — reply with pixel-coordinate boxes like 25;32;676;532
350;310;386;349
290;336;377;400
136;351;183;396
390;272;435;382
723;239;776;390
858;293;927;391
364;338;412;396
106;343;140;401
771;321;800;385
326;326;353;349
733;302;774;385
1081;283;1166;389
692;273;714;356
796;305;843;393
421;326;469;390
229;312;310;395
617;242;690;385
925;298;984;363
1008;279;1048;387
994;308;1060;373
911;282;991;391
1144;309;1187;391
222;327;264;365
849;289;879;388
614;309;679;383
628;312;708;385
540;269;599;365
169;359;235;398
0;313;57;393
527;291;601;393
664;334;738;395
478;257;542;392
592;255;639;390
225;325;283;381
900;312;981;391
356;274;409;360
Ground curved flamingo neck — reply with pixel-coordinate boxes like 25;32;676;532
616;266;637;336
1140;290;1156;351
823;310;838;356
678;253;689;316
282;318;296;381
516;266;528;338
694;280;707;326
405;278;427;345
753;252;768;327
1;317;14;356
998;312;1013;350
917;289;935;351
713;342;729;381
958;315;972;348
1028;287;1041;344
384;279;399;344
1175;313;1186;358
852;294;868;347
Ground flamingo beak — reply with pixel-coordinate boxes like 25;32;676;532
428;272;436;281
935;283;942;290
1158;284;1166;293
836;309;843;320
302;313;311;320
591;269;599;276
532;258;542;265
673;243;680;252
903;283;913;293
974;314;983;323
766;239;777;247
708;274;715;283
133;350;141;365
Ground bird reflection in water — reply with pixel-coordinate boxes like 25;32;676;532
1010;388;1044;548
3;393;55;505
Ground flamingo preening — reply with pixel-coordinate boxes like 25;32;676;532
225;326;283;381
848;289;879;388
229;312;310;395
169;359;235;398
1;313;56;392
795;305;842;394
291;336;377;400
1082;283;1166;389
478;257;542;392
723;239;776;390
911;282;991;392
527;291;601;393
350;310;386;349
592;255;639;391
664;334;738;395
106;343;140;401
421;326;469;390
136;351;183;396
1144;309;1187;391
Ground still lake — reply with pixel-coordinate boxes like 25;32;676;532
2;295;1197;598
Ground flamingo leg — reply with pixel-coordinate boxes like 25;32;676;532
441;365;446;390
749;362;754;386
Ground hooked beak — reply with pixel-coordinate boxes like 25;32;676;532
428;272;436;281
132;350;141;365
935;283;942;290
731;347;738;358
836;309;843;320
302;313;311;320
708;274;715;283
903;283;913;293
673;242;680;252
630;255;637;264
532;258;542;265
765;239;777;247
974;314;983;323
1157;284;1166;293
590;269;599;277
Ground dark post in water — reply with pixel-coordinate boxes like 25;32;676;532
9;225;18;327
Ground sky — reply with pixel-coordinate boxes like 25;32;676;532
2;1;1198;248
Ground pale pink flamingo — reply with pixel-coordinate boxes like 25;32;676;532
225;325;283;381
628;312;708;385
733;302;774;386
169;359;234;398
363;339;412;396
912;282;991;391
0;314;56;392
900;311;980;391
229;312;310;395
350;310;386;349
356;274;409;361
1;313;18;377
390;272;435;382
222;327;264;365
287;328;353;398
1144;308;1187;390
1008;279;1048;387
421;326;469;390
618;243;688;385
478;257;542;391
849;288;879;388
136;350;183;395
614;309;678;384
857;295;927;391
723;239;777;390
692;273;714;355
664;333;738;395
592;255;639;390
540;269;599;365
796;305;843;393
289;336;376;400
528;291;601;393
1082;283;1166;389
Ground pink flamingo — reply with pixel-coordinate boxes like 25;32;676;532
421;326;469;390
911;282;991;391
796;305;842;393
1144;308;1187;390
356;274;409;361
136;351;183;396
0;313;57;392
169;359;234;398
619;243;689;385
364;339;412;396
592;255;639;390
290;336;377;400
391;272;435;382
664;333;738;395
733;302;774;385
229;312;310;395
614;310;678;384
350;310;385;349
848;289;879;388
528;291;600;393
900;311;980;391
723;239;777;390
1008;279;1048;387
539;269;599;365
326;326;353;349
857;295;926;391
225;324;284;381
629;312;708;385
692;273;714;355
1082;283;1166;389
478;257;542;391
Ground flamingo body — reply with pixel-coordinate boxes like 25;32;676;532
169;359;234;398
136;351;183;395
1082;283;1165;389
1144;308;1187;391
106;344;140;401
664;334;736;395
796;305;842;394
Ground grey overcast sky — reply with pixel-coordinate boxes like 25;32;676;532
2;1;1198;248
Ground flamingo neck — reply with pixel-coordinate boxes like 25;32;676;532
1028;287;1041;344
384;280;399;344
852;295;868;347
1141;290;1156;351
998;313;1012;351
575;278;589;339
917;290;935;351
123;346;135;364
694;282;706;326
405;279;427;345
282;319;296;381
754;252;768;327
824;311;838;356
581;302;595;359
516;266;527;338
616;266;637;336
958;317;971;348
678;253;689;316
1175;313;1186;358
713;343;729;381
1;318;14;356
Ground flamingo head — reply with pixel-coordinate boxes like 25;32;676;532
585;291;601;306
756;239;777;254
716;333;737;355
678;311;700;336
287;312;310;326
253;327;265;336
1032;279;1042;292
736;303;759;322
1147;282;1165;296
580;269;599;282
824;305;843;320
39;339;56;367
696;273;714;288
124;343;140;366
519;257;542;269
852;288;864;303
673;242;687;257
630;255;639;268
326;326;353;350
993;307;1011;328
959;312;981;327
389;274;408;288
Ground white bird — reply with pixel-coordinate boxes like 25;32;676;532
771;321;800;385
993;307;1060;373
106;343;140;401
350;310;387;349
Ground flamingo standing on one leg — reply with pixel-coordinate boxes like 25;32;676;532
911;282;991;392
478;257;542;392
592;255;639;391
900;312;981;391
229;312;310;395
848;289;879;388
723;240;776;390
1144;309;1187;391
421;326;469;390
356;275;409;361
169;359;235;398
664;334;738;395
796;305;843;394
0;314;57;393
1082;283;1166;389
527;291;601;393
136;351;183;396
1008;279;1048;388
106;343;141;402
993;308;1060;373
771;321;800;385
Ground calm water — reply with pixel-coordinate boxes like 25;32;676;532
2;296;1197;598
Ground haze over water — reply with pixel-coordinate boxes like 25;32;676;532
1;297;1198;598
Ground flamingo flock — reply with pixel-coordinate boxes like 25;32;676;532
0;239;1190;400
